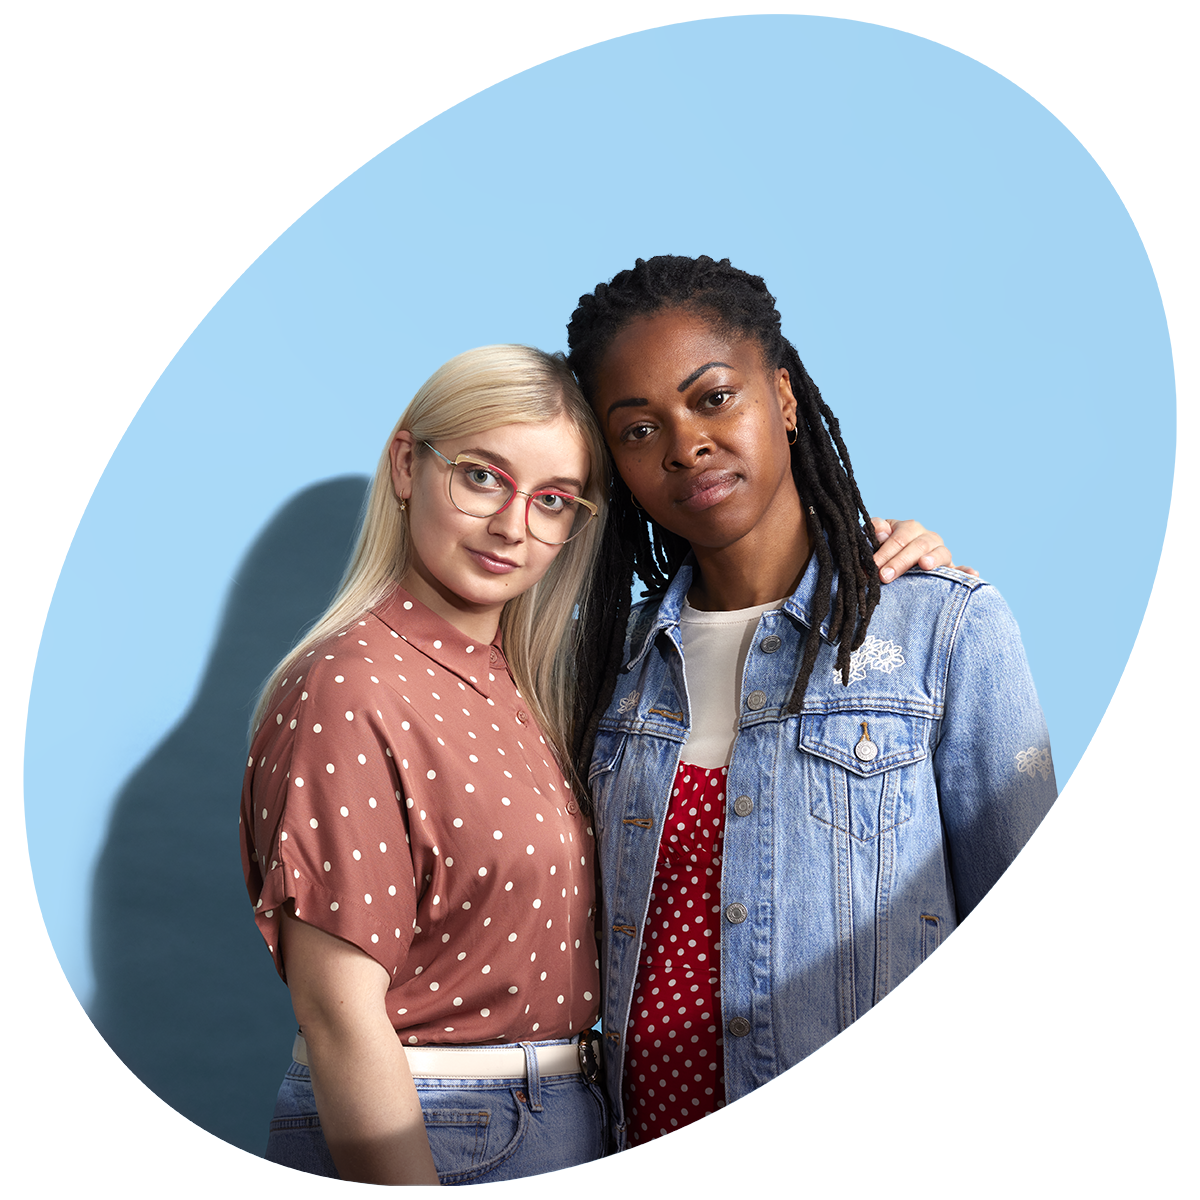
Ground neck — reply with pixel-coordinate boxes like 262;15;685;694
398;567;504;644
686;488;812;612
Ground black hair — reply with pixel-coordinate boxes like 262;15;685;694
566;255;881;774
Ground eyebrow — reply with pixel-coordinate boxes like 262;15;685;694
459;447;585;494
677;361;733;391
603;360;736;422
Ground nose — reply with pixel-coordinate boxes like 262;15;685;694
485;496;527;543
662;415;712;470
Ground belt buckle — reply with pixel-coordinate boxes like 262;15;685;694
577;1029;602;1085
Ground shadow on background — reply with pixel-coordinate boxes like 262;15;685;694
88;475;370;1156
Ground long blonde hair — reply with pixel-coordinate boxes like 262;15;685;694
251;345;608;789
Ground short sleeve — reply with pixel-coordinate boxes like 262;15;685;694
933;583;1057;916
241;655;418;983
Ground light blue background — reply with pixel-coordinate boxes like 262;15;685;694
27;15;1173;1011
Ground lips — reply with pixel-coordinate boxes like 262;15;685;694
675;469;739;512
467;548;520;575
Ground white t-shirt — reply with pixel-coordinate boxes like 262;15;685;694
679;596;787;769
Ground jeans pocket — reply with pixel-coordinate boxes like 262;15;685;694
428;1089;529;1185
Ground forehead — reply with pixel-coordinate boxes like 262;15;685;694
444;414;591;478
593;308;769;398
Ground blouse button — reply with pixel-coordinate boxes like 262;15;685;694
566;798;580;815
725;902;748;924
516;710;528;724
728;1017;751;1037
759;635;782;653
489;648;499;665
733;795;753;817
745;690;767;711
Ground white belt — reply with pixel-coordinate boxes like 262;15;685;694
292;1032;583;1079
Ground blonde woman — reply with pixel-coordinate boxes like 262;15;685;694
241;345;609;1185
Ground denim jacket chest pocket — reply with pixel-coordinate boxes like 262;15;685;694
799;711;933;842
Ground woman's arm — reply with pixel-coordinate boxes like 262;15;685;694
280;911;441;1186
870;517;978;581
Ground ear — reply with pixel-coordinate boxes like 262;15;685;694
775;368;799;434
389;430;417;502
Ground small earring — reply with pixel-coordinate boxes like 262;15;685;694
630;495;644;512
787;424;798;445
399;497;408;511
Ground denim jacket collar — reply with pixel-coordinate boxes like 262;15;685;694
627;548;838;671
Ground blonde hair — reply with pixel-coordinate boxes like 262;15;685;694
251;345;608;789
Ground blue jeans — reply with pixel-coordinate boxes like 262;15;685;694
265;1040;609;1184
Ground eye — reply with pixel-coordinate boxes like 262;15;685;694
621;421;656;443
459;465;505;490
700;388;735;410
531;491;574;516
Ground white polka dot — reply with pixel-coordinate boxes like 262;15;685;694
330;902;338;911
276;714;282;725
427;770;437;780
465;783;475;793
261;808;268;820
584;992;593;1001
508;986;519;994
312;723;322;733
352;849;361;861
533;899;542;909
453;818;463;828
389;886;396;896
340;806;349;817
526;845;535;855
326;763;335;774
334;675;344;683
482;965;491;974
308;817;318;828
379;842;387;853
364;893;372;904
323;861;331;872
480;1007;489;1016
429;981;439;991
493;831;503;840
371;934;379;943
508;933;518;942
478;867;488;877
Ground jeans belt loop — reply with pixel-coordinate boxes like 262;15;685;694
520;1041;544;1111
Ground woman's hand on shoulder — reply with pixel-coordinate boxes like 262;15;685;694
870;518;978;583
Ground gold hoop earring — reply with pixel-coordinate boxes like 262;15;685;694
630;495;644;512
399;497;407;511
787;425;798;446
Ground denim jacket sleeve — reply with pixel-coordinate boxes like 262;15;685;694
933;582;1056;916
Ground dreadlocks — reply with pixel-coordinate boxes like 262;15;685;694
566;255;881;773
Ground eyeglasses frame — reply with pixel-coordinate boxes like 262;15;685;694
422;442;599;546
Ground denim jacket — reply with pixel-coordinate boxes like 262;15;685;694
589;556;1056;1148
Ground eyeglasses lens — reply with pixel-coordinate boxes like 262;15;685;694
448;463;590;545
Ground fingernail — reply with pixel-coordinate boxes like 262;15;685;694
880;567;895;582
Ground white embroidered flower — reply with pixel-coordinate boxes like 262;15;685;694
617;691;641;714
1015;746;1054;782
842;635;906;684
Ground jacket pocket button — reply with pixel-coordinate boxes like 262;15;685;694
745;690;767;711
725;902;748;924
728;1017;751;1037
733;795;753;817
759;635;782;653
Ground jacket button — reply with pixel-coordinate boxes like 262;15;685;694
728;1017;751;1037
745;690;767;711
759;635;782;653
725;902;748;924
733;795;753;817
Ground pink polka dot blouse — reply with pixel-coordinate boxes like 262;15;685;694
239;585;600;1045
623;761;728;1143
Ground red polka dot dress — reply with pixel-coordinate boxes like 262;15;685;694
622;761;727;1145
